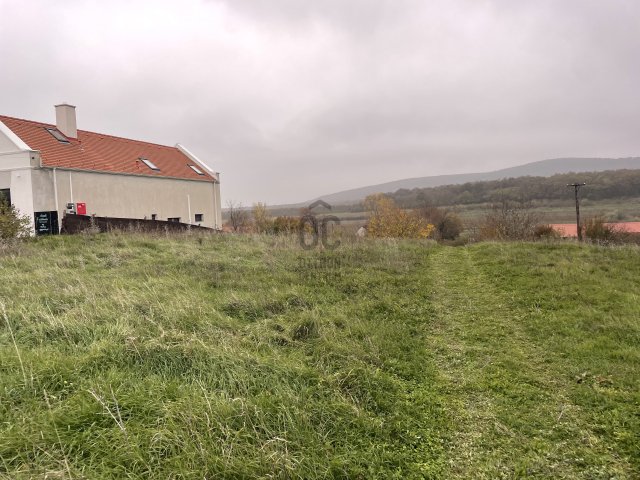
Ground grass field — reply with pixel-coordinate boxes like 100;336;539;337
309;197;640;228
0;233;638;478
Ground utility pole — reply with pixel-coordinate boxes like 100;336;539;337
567;183;586;241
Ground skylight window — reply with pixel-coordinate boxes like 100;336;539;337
45;128;70;143
140;157;160;171
188;164;205;175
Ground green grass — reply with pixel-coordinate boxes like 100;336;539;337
0;233;638;478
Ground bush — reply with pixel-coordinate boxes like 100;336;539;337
247;202;299;235
533;224;560;240
0;198;31;240
252;202;271;233
583;216;628;244
364;194;434;239
419;206;464;240
271;216;299;235
479;201;540;241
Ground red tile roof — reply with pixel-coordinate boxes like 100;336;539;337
0;115;217;182
551;222;640;237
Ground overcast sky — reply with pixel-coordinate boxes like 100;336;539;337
1;0;639;205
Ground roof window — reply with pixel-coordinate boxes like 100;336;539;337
140;157;160;171
45;128;70;143
188;164;205;175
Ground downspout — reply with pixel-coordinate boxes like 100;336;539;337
69;172;74;204
53;168;60;232
187;194;192;225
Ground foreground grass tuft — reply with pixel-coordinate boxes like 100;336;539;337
0;233;638;478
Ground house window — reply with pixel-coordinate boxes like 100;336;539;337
167;217;180;223
0;189;10;205
188;165;205;175
194;213;203;222
140;157;160;171
45;128;70;144
151;214;157;220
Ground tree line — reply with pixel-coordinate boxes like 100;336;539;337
380;169;640;209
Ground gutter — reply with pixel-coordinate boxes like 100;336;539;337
175;143;220;183
39;166;216;184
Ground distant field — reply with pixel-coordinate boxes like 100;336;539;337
452;197;640;224
0;234;638;478
264;197;640;228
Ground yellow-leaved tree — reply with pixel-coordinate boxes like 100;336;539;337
252;202;271;233
364;194;434;239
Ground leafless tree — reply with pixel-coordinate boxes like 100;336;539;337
480;200;540;240
226;200;249;232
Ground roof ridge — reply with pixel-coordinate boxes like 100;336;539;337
0;114;55;128
0;114;179;151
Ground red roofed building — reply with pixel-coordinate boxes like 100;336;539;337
0;104;222;233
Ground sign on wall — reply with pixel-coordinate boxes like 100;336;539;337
34;211;59;235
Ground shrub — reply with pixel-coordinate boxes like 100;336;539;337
439;214;464;240
533;224;559;240
364;194;434;239
271;216;299;235
252;202;271;233
249;204;298;235
479;201;540;241
583;216;628;244
0;198;31;240
419;206;464;240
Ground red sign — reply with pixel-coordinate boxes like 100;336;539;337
76;202;87;215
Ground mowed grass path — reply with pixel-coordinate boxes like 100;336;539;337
0;234;638;478
426;245;639;477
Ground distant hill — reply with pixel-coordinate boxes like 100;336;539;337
311;157;640;205
389;169;640;209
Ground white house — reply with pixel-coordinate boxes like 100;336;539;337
0;104;222;233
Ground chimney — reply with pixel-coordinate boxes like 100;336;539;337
55;103;77;139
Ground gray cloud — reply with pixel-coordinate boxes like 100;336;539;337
1;0;639;204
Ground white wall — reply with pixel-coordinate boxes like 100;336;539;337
0;171;10;189
0;151;36;170
9;168;35;231
0;119;37;232
0;119;31;154
0;130;16;152
0;119;37;170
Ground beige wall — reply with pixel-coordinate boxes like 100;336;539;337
32;169;222;229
